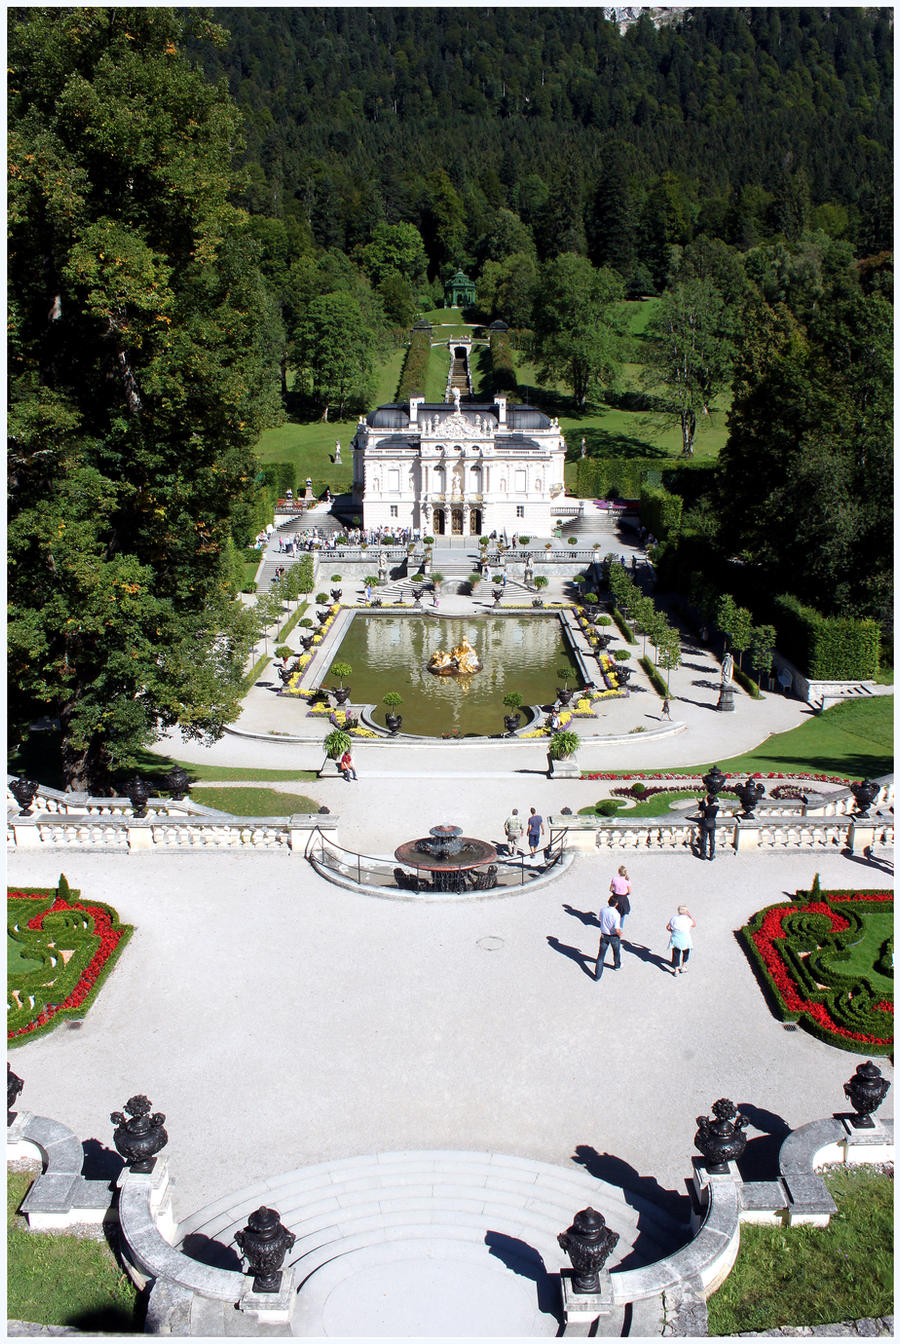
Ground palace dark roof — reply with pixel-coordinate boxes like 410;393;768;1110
365;401;552;431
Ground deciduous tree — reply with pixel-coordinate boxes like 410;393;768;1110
8;7;280;791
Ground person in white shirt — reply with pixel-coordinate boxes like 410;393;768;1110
595;897;622;979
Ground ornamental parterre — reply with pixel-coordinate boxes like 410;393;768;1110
7;876;132;1045
740;882;893;1054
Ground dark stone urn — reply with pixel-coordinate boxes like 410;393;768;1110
8;1063;24;1126
504;712;521;736
850;779;879;818
843;1061;891;1128
385;712;403;735
558;1207;620;1293
124;776;153;818
695;1098;749;1173
166;766;191;800
701;765;727;799
300;634;315;652
235;1206;296;1293
10;777;39;816
110;1095;168;1173
330;588;342;602
556;687;574;706
332;687;351;706
615;666;632;686
735;778;766;817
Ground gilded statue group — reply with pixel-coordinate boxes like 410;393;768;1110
427;638;482;676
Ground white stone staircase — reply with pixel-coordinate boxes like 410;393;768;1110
175;1150;686;1336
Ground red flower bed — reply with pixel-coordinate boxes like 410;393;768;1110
741;886;893;1054
8;880;132;1044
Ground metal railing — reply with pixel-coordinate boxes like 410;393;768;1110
305;826;568;893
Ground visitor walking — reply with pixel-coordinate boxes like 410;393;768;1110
661;697;672;720
697;796;719;860
339;749;357;782
526;807;545;857
595;897;623;980
504;808;524;857
666;905;696;975
609;866;631;928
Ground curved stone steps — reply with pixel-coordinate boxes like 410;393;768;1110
177;1150;687;1285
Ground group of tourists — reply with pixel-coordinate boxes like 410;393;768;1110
594;865;697;980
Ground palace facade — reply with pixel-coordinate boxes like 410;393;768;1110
351;392;567;537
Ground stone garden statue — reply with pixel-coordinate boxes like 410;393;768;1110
377;550;388;583
334;440;342;463
721;652;734;683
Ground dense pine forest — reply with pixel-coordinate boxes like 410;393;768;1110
188;6;893;276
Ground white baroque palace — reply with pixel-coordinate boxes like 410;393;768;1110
351;391;567;537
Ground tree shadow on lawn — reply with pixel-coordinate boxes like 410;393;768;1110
572;428;671;459
751;750;893;778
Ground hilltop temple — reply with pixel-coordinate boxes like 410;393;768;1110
350;392;567;537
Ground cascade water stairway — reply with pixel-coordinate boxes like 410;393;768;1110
175;1150;688;1337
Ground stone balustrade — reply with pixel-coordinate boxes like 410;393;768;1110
8;811;336;853
551;812;893;856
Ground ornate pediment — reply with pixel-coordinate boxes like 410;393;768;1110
423;410;494;441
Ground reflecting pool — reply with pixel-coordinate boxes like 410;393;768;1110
331;613;581;737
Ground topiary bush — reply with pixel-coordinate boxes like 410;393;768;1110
8;876;133;1045
740;885;893;1054
595;798;625;816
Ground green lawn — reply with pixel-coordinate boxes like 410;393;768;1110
584;696;894;782
191;786;320;815
707;1167;893;1335
425;345;451;402
253;341;408;494
580;789;702;818
8;1173;142;1331
818;908;894;991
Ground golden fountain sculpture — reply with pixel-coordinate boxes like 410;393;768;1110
427;637;482;677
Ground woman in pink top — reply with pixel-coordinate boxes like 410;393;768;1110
609;866;631;926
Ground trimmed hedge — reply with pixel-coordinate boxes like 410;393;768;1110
611;607;635;642
639;655;668;698
489;329;518;394
639;482;682;540
396;325;432;401
574;456;715;501
774;595;880;680
739;883;893;1055
733;665;762;699
8;876;133;1045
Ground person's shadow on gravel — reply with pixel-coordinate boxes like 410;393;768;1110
547;934;596;979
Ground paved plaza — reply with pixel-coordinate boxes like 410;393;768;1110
8;509;893;1334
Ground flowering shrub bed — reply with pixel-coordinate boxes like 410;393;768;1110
739;879;893;1054
8;876;132;1046
581;771;856;784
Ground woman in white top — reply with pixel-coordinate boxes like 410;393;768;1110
667;904;696;975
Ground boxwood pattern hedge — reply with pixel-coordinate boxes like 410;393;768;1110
8;876;133;1046
740;884;893;1055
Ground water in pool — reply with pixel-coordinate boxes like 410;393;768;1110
330;613;581;737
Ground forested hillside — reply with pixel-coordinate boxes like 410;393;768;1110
188;6;893;278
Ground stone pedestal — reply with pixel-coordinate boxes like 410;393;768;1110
548;756;580;778
560;1269;614;1327
118;1155;177;1242
238;1267;296;1324
6;1109;35;1158
716;684;735;712
12;820;40;848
